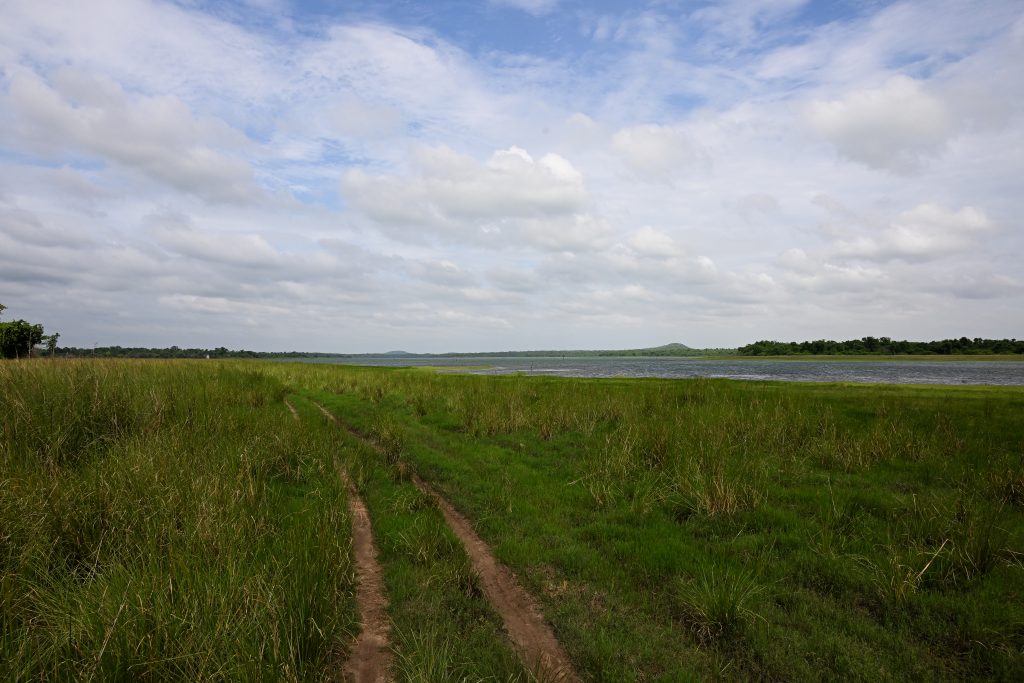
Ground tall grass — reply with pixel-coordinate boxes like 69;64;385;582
273;363;1024;680
1;360;356;681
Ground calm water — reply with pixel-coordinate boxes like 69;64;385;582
297;356;1024;386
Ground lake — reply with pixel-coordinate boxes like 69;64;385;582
297;356;1024;386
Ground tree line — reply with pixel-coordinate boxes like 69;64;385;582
0;303;58;359
54;346;332;359
738;337;1024;356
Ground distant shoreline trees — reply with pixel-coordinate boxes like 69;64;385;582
54;346;321;359
738;337;1024;356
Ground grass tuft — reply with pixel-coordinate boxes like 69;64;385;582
675;566;766;643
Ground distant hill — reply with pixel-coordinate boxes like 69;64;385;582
54;342;736;359
421;343;731;358
646;342;692;352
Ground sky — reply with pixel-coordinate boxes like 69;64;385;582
0;0;1022;353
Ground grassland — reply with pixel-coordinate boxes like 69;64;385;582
3;359;1023;680
0;360;359;680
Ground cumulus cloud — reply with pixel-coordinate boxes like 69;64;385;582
773;201;1013;307
807;76;955;173
341;145;606;249
610;124;710;181
776;247;817;274
627;227;684;258
834;204;992;262
4;68;257;202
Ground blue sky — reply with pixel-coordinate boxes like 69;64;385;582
0;0;1022;351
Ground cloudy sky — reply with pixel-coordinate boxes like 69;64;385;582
1;0;1022;352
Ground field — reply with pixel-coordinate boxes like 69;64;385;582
2;360;1023;680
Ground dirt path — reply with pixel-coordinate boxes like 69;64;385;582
410;473;580;683
295;399;393;683
316;401;338;425
314;402;579;682
338;467;392;683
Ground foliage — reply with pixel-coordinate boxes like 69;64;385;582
0;319;44;359
739;336;1024;356
55;345;315;359
0;302;50;359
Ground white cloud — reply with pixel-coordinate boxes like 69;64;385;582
776;248;816;274
693;0;810;48
4;68;257;202
834;204;992;262
807;76;955;173
0;202;95;248
152;223;281;268
159;294;289;316
610;124;710;181
627;227;684;258
405;259;475;288
341;145;603;249
1;0;1022;351
323;94;402;138
0;0;285;105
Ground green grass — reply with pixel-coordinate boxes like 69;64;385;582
287;392;532;682
277;363;1024;681
1;360;357;681
5;359;1023;680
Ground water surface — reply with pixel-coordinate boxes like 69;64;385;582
296;356;1024;386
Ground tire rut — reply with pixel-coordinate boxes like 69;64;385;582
288;400;393;683
314;402;580;683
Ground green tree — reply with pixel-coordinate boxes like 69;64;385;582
46;332;60;357
0;320;45;359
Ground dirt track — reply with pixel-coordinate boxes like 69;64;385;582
410;473;580;682
289;400;393;683
338;468;392;683
311;401;579;682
